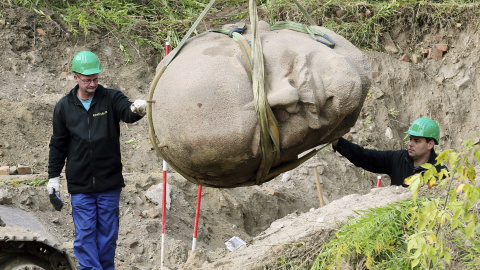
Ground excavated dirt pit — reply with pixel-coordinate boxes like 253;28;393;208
1;5;480;270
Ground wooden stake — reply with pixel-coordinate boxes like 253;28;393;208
308;163;325;207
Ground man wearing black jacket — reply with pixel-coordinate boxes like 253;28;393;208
332;118;446;187
47;51;147;270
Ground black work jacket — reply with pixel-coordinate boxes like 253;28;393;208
48;85;143;194
333;137;447;187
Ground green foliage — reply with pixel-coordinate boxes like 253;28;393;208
5;0;212;60
26;178;48;186
263;0;480;49
389;108;400;118
0;178;47;186
125;138;138;145
363;115;372;130
453;234;480;269
366;89;373;99
312;199;420;270
3;0;480;56
277;138;480;270
0;179;20;186
404;140;480;269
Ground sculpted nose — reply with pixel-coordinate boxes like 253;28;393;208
267;78;300;114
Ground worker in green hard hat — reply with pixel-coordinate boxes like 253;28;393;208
47;50;148;269
332;117;446;187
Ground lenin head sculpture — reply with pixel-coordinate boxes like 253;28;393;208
151;21;372;188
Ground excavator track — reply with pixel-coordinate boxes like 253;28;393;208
0;226;76;270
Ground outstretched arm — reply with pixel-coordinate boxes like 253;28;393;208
333;137;397;175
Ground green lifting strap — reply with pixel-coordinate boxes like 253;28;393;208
210;23;253;76
212;21;282;185
147;0;217;183
292;0;315;25
290;0;335;48
248;0;281;184
271;21;335;48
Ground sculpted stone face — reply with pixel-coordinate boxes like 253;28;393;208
152;22;371;187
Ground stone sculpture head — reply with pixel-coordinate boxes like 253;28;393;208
152;21;371;187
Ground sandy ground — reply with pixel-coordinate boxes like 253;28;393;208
1;5;480;270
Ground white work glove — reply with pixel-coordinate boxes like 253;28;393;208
47;176;60;195
131;99;147;116
47;176;64;211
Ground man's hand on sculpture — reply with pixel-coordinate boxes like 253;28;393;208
47;176;60;194
131;100;147;116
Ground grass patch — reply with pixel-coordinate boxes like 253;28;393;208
312;199;418;269
2;0;216;60
2;0;479;57
265;0;480;49
0;178;48;187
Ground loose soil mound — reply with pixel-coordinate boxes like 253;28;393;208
1;5;480;269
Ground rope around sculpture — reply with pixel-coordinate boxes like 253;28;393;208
147;0;334;186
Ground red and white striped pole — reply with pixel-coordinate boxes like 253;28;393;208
377;175;382;188
160;160;167;268
165;41;170;55
192;185;203;250
160;42;170;270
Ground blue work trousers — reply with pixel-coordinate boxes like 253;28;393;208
71;189;121;270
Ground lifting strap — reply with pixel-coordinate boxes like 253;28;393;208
271;21;335;48
147;0;217;182
147;0;334;186
248;0;281;184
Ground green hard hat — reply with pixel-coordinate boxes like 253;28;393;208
405;117;440;145
72;51;103;75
